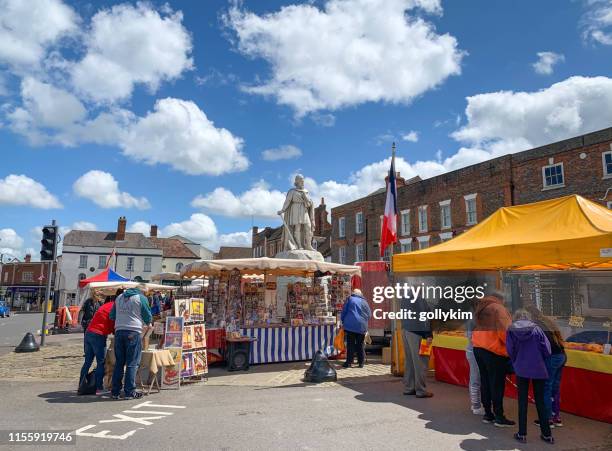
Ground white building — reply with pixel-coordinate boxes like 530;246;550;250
60;217;162;305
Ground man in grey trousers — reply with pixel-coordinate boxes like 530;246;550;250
401;295;433;398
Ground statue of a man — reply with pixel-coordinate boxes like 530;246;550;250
278;174;315;251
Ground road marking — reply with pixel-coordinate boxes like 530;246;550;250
75;401;186;440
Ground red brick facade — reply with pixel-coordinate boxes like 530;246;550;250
331;127;612;265
0;259;58;308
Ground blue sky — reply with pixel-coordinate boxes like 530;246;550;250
1;0;612;259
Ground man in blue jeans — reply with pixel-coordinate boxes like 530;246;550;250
110;287;152;400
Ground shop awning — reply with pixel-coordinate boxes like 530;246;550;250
78;268;129;288
180;257;361;278
393;195;612;272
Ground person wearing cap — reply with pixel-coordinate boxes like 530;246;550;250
340;289;371;368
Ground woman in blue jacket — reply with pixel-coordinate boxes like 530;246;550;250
340;289;371;368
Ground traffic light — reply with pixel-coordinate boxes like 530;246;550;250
40;225;58;261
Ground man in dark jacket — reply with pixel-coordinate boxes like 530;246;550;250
340;289;371;368
401;295;433;398
81;297;99;333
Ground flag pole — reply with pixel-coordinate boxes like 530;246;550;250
389;142;401;375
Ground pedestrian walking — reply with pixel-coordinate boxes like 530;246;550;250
79;297;115;395
472;292;515;427
527;306;567;428
401;295;433;398
340;289;371;368
506;309;554;445
109;287;152;400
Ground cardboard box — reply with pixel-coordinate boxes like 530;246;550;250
382;346;391;364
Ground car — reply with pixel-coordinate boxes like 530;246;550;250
0;299;10;318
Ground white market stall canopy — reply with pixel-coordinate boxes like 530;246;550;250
84;281;177;297
150;272;182;282
180;257;361;278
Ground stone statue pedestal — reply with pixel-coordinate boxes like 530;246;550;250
276;249;324;262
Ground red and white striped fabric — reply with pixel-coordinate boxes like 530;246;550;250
380;155;398;257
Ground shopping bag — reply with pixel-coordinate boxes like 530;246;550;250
78;371;96;395
418;339;431;356
334;328;345;352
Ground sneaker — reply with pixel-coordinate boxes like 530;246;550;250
534;419;555;428
111;394;121;400
124;391;144;400
482;414;495;424
552;418;563;427
415;391;434;398
358;363;364;368
540;435;555;445
96;389;110;396
342;362;351;368
471;407;486;415
403;390;416;396
494;417;516;428
514;433;527;443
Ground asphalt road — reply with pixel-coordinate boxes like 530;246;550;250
0;377;610;451
0;313;55;355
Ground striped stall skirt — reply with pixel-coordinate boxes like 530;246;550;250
241;325;337;364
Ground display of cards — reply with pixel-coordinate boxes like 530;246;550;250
174;299;191;321
190;298;205;321
181;352;194;378
193;350;208;375
182;325;194;350
161;347;182;389
164;316;184;349
166;316;183;333
193;324;206;348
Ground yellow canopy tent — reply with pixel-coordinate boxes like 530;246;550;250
393;195;612;272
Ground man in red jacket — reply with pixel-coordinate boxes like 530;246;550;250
79;298;115;395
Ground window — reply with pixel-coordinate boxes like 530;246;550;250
608;201;612;209
98;256;106;269
439;232;453;242
417;235;430;250
21;272;33;282
79;255;87;268
356;243;365;262
78;273;86;281
355;212;364;234
542;163;564;188
464;194;477;225
400;210;411;236
144;257;152;272
175;262;183;272
338;217;346;238
603;151;612;178
3;272;7;283
400;239;412;253
126;257;135;272
381;246;391;262
339;246;346;264
439;200;451;229
418;206;428;233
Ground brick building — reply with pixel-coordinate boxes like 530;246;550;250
331;127;612;264
252;198;333;260
0;255;58;310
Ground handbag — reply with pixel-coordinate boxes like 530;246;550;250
78;371;97;395
334;328;346;352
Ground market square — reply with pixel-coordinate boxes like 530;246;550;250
1;1;612;450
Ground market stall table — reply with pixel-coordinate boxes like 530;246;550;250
105;347;176;394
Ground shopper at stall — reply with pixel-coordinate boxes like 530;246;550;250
340;289;371;368
79;297;115;395
472;292;514;427
506;309;553;444
401;295;434;398
81;297;99;333
527;306;567;428
109;287;152;400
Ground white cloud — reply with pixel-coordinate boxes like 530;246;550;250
262;144;302;161
0;228;24;258
192;180;286;218
0;0;78;69
452;76;612;150
73;170;150;209
120;98;249;175
582;0;612;45
71;3;193;102
162;214;218;249
0;174;63;208
218;231;252;248
532;51;565;75
126;221;153;235
19;77;86;128
225;0;462;116
402;130;419;142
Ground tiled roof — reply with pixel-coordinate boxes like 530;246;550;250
214;246;253;259
63;230;158;249
150;238;199;259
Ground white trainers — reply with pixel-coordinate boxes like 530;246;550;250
472;407;486;415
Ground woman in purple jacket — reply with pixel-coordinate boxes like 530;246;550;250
506;309;553;445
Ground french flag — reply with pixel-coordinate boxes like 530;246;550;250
380;154;398;257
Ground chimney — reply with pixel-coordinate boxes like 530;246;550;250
117;216;127;241
25;254;31;263
384;171;406;188
150;224;158;238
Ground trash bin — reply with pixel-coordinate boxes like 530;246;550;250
68;306;80;327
